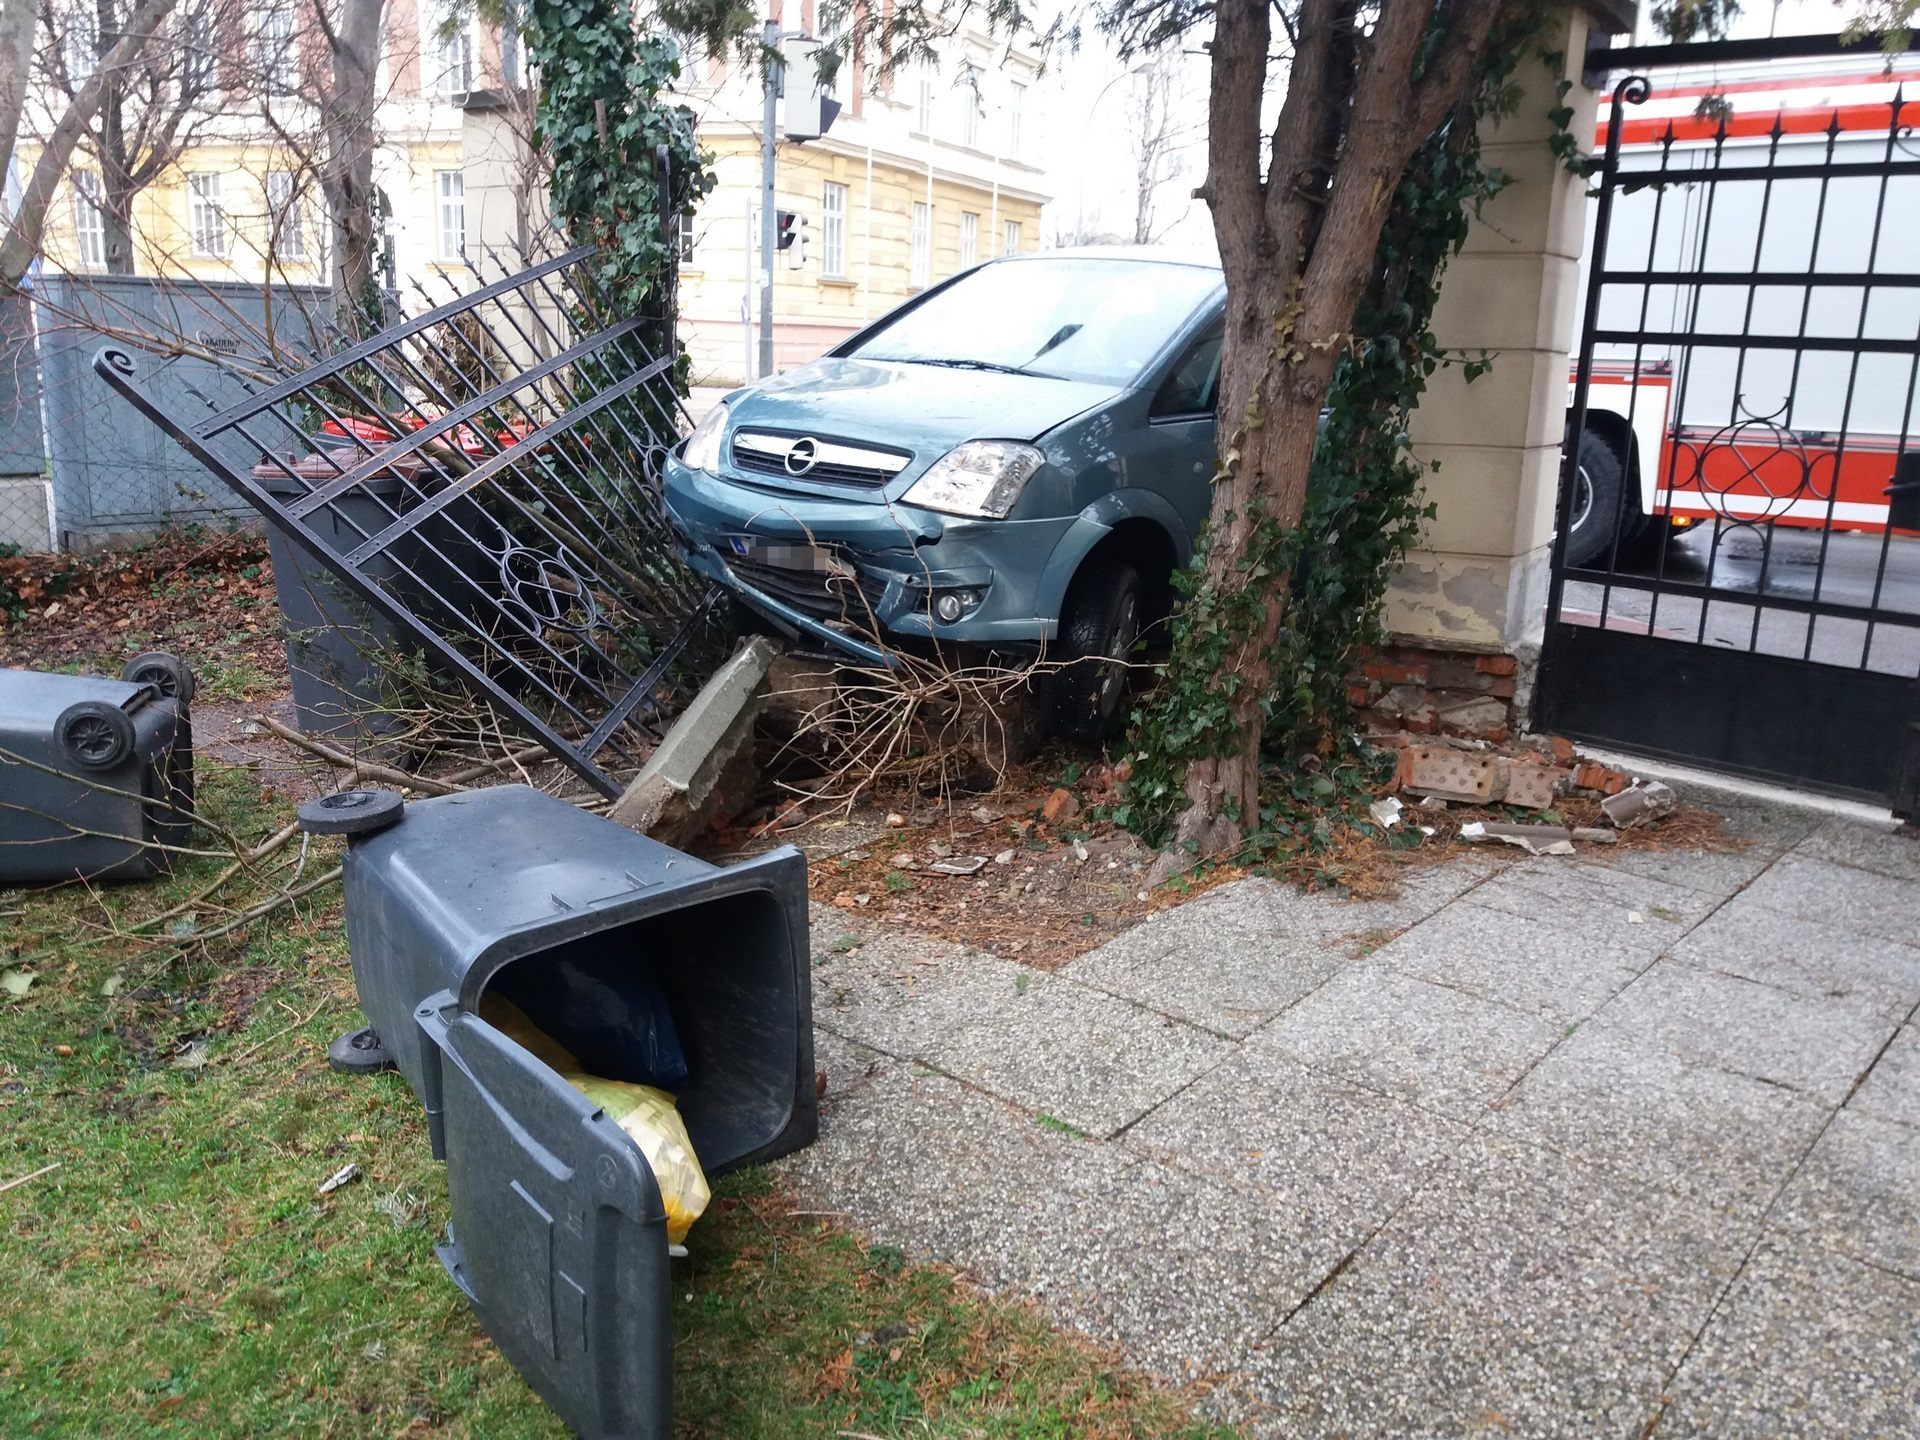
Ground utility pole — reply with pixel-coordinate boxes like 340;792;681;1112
758;19;781;380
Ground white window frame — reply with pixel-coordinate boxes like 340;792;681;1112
1002;219;1021;257
255;4;297;94
960;211;978;268
821;181;847;279
914;65;934;135
959;64;982;148
432;0;475;99
72;171;106;269
436;169;466;263
910;201;931;287
1007;80;1025;155
188;172;226;259
266;170;307;261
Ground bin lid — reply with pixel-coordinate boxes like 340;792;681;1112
251;446;423;500
0;669;151;730
417;993;673;1439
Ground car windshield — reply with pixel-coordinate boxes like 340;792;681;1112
848;257;1221;387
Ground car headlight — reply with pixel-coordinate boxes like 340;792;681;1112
902;441;1045;519
681;401;729;473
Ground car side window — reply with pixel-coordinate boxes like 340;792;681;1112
1150;328;1223;420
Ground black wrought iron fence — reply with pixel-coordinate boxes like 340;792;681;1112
95;243;723;797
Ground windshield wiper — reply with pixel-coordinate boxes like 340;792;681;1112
867;355;1030;375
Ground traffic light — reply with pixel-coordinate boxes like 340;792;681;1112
778;210;811;269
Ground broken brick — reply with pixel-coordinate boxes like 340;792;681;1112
1474;654;1519;677
1041;787;1080;824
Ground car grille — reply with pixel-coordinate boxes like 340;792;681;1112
727;556;890;624
731;431;911;489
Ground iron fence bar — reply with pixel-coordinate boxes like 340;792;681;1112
1859;308;1920;670
522;259;688;467
1548;73;1650;643
395;284;675;557
93;343;631;797
1598;269;1920;288
343;355;675;566
1642;110;1731;635
227;336;657;728
281;317;648;519
578;586;722;759
1729;119;1792;658
1632;126;1687;636
1617;158;1920;186
1798;89;1908;663
1589;329;1920;354
1558;570;1920;629
351;326;666;590
186;246;595;438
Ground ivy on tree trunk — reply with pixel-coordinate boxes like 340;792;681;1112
1122;0;1547;859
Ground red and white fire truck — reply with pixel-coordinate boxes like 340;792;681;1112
1564;55;1920;567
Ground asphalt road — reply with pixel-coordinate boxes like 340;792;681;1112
1560;524;1920;677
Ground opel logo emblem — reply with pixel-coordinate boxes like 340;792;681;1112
784;437;819;476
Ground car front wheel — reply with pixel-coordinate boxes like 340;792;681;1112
1043;555;1145;743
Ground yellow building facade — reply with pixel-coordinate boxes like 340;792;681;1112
675;16;1053;386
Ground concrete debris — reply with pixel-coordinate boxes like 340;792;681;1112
1459;820;1620;857
1603;779;1678;829
930;856;989;876
1369;797;1404;828
609;636;775;846
318;1162;362;1197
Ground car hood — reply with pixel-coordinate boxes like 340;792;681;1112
725;356;1122;452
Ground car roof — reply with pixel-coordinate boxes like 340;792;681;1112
991;246;1223;275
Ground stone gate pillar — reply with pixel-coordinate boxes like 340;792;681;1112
1354;3;1633;742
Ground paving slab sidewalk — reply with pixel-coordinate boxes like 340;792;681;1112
783;784;1920;1438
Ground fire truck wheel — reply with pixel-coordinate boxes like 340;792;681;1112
1565;429;1630;569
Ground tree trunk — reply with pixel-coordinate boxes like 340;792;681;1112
322;0;385;325
0;0;175;289
0;0;35;205
99;75;137;273
1164;0;1511;857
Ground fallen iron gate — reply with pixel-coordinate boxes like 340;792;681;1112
97;244;721;797
1538;54;1920;816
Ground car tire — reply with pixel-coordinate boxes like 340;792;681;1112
1563;427;1635;569
1043;555;1146;743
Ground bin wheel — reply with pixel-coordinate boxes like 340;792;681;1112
121;651;197;704
56;700;136;770
328;1026;396;1074
298;789;406;837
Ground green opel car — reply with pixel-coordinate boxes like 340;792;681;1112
663;249;1226;738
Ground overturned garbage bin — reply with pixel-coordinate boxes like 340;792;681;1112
302;784;816;1439
0;655;196;884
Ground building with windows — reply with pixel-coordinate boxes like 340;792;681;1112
30;0;508;291
673;8;1053;384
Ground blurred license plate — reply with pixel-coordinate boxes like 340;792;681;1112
730;538;851;576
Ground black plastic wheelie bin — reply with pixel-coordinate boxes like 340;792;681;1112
0;654;196;883
306;784;816;1439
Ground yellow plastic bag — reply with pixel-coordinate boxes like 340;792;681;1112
478;995;711;1246
479;995;580;1073
562;1073;711;1246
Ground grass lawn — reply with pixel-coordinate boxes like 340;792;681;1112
0;765;1236;1438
